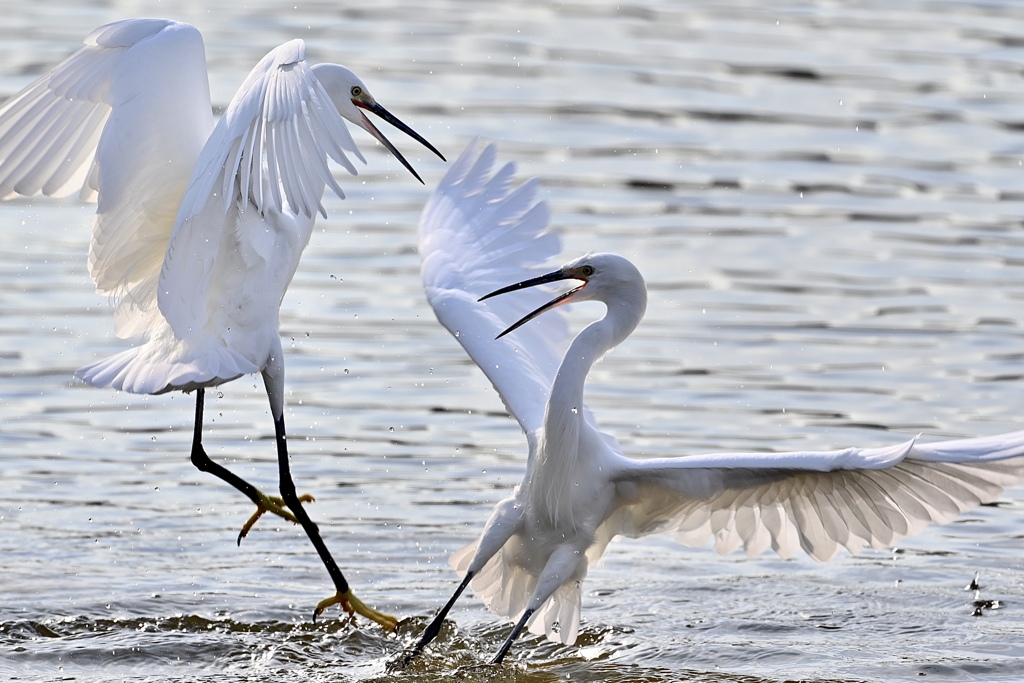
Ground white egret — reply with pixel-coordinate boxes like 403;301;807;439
0;18;444;629
407;140;1024;664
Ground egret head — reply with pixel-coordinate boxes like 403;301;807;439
480;253;647;339
311;63;445;183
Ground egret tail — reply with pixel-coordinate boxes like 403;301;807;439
75;336;258;395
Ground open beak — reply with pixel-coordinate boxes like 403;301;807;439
479;269;587;339
354;100;446;184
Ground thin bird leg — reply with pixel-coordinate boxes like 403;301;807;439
491;608;534;665
188;388;310;545
401;571;475;665
263;367;399;632
489;544;582;664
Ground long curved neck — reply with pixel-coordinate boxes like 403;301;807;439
530;293;645;522
547;319;614;430
547;295;644;432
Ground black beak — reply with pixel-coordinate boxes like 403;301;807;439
479;270;585;339
355;101;446;184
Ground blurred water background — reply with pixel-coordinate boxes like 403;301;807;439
2;1;1024;681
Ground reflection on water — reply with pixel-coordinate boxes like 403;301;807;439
2;1;1024;682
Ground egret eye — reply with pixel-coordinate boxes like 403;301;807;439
351;86;363;98
581;265;595;276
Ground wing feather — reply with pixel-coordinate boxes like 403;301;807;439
158;39;360;338
830;481;875;553
608;436;1024;563
0;18;214;338
420;139;567;435
791;484;831;560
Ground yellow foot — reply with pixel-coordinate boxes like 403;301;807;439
236;492;316;545
314;589;399;632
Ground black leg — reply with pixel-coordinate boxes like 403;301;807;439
491;608;534;665
271;411;352;609
259;361;396;630
189;387;311;545
402;571;475;665
189;388;265;513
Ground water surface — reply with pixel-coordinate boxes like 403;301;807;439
2;1;1024;681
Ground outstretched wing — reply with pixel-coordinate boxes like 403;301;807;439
420;139;565;437
0;18;214;338
602;432;1024;563
158;38;362;338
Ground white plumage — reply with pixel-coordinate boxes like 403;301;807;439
408;139;1024;663
0;17;443;628
1;19;214;342
0;18;439;394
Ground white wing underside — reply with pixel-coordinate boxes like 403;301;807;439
454;433;1024;645
420;139;607;449
427;142;1024;646
607;432;1024;563
0;18;214;338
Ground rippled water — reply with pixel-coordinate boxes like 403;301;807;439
3;1;1024;681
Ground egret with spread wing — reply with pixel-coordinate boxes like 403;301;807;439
407;140;1024;664
0;18;444;628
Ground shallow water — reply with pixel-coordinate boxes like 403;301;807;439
3;1;1024;681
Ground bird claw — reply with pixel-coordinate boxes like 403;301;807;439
237;492;315;545
313;590;399;633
